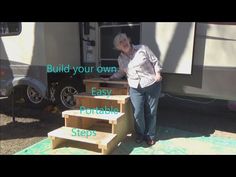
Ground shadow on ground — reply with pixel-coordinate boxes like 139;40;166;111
0;97;63;141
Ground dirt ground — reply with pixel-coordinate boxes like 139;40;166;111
0;97;64;154
1;95;236;155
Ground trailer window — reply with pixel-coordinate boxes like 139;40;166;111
0;22;21;36
99;22;141;60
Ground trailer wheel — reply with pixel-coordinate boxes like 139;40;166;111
24;86;48;108
55;82;79;110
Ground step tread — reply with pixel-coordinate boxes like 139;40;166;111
62;110;124;121
75;92;130;102
48;126;117;145
83;78;128;85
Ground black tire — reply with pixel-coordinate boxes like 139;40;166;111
55;81;80;110
23;85;48;109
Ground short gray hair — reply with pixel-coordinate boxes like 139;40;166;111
113;33;128;50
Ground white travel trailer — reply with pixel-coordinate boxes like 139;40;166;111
81;22;236;101
0;22;83;108
1;22;236;109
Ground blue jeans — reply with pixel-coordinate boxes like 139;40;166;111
129;82;161;140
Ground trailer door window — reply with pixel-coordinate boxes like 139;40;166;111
99;23;140;60
0;22;21;36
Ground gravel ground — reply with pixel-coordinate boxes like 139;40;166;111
1;95;236;155
0;97;64;154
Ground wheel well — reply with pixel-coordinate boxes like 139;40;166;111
47;73;85;93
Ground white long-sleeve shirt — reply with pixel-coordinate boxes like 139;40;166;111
110;45;162;88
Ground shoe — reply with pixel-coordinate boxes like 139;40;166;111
146;139;156;146
135;136;144;144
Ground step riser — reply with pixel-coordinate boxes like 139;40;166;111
75;98;132;114
49;137;115;155
76;98;121;105
64;115;122;129
65;116;93;129
86;86;128;95
76;103;121;114
83;79;129;95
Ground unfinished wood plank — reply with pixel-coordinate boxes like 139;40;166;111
61;140;101;154
108;102;134;146
75;93;130;103
76;96;103;108
85;82;100;93
75;95;122;111
99;135;118;155
99;87;128;95
101;140;119;155
65;116;82;128
112;113;128;136
125;101;135;133
107;115;130;153
118;100;134;133
62;110;124;122
76;96;100;108
49;136;67;149
89;121;112;133
81;117;95;129
75;97;122;114
83;78;128;85
65;116;95;129
48;126;117;146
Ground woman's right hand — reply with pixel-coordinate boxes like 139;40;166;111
155;73;162;82
100;77;110;81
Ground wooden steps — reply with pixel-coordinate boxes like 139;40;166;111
48;78;134;154
48;127;117;155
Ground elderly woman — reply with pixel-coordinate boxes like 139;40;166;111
104;33;162;145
